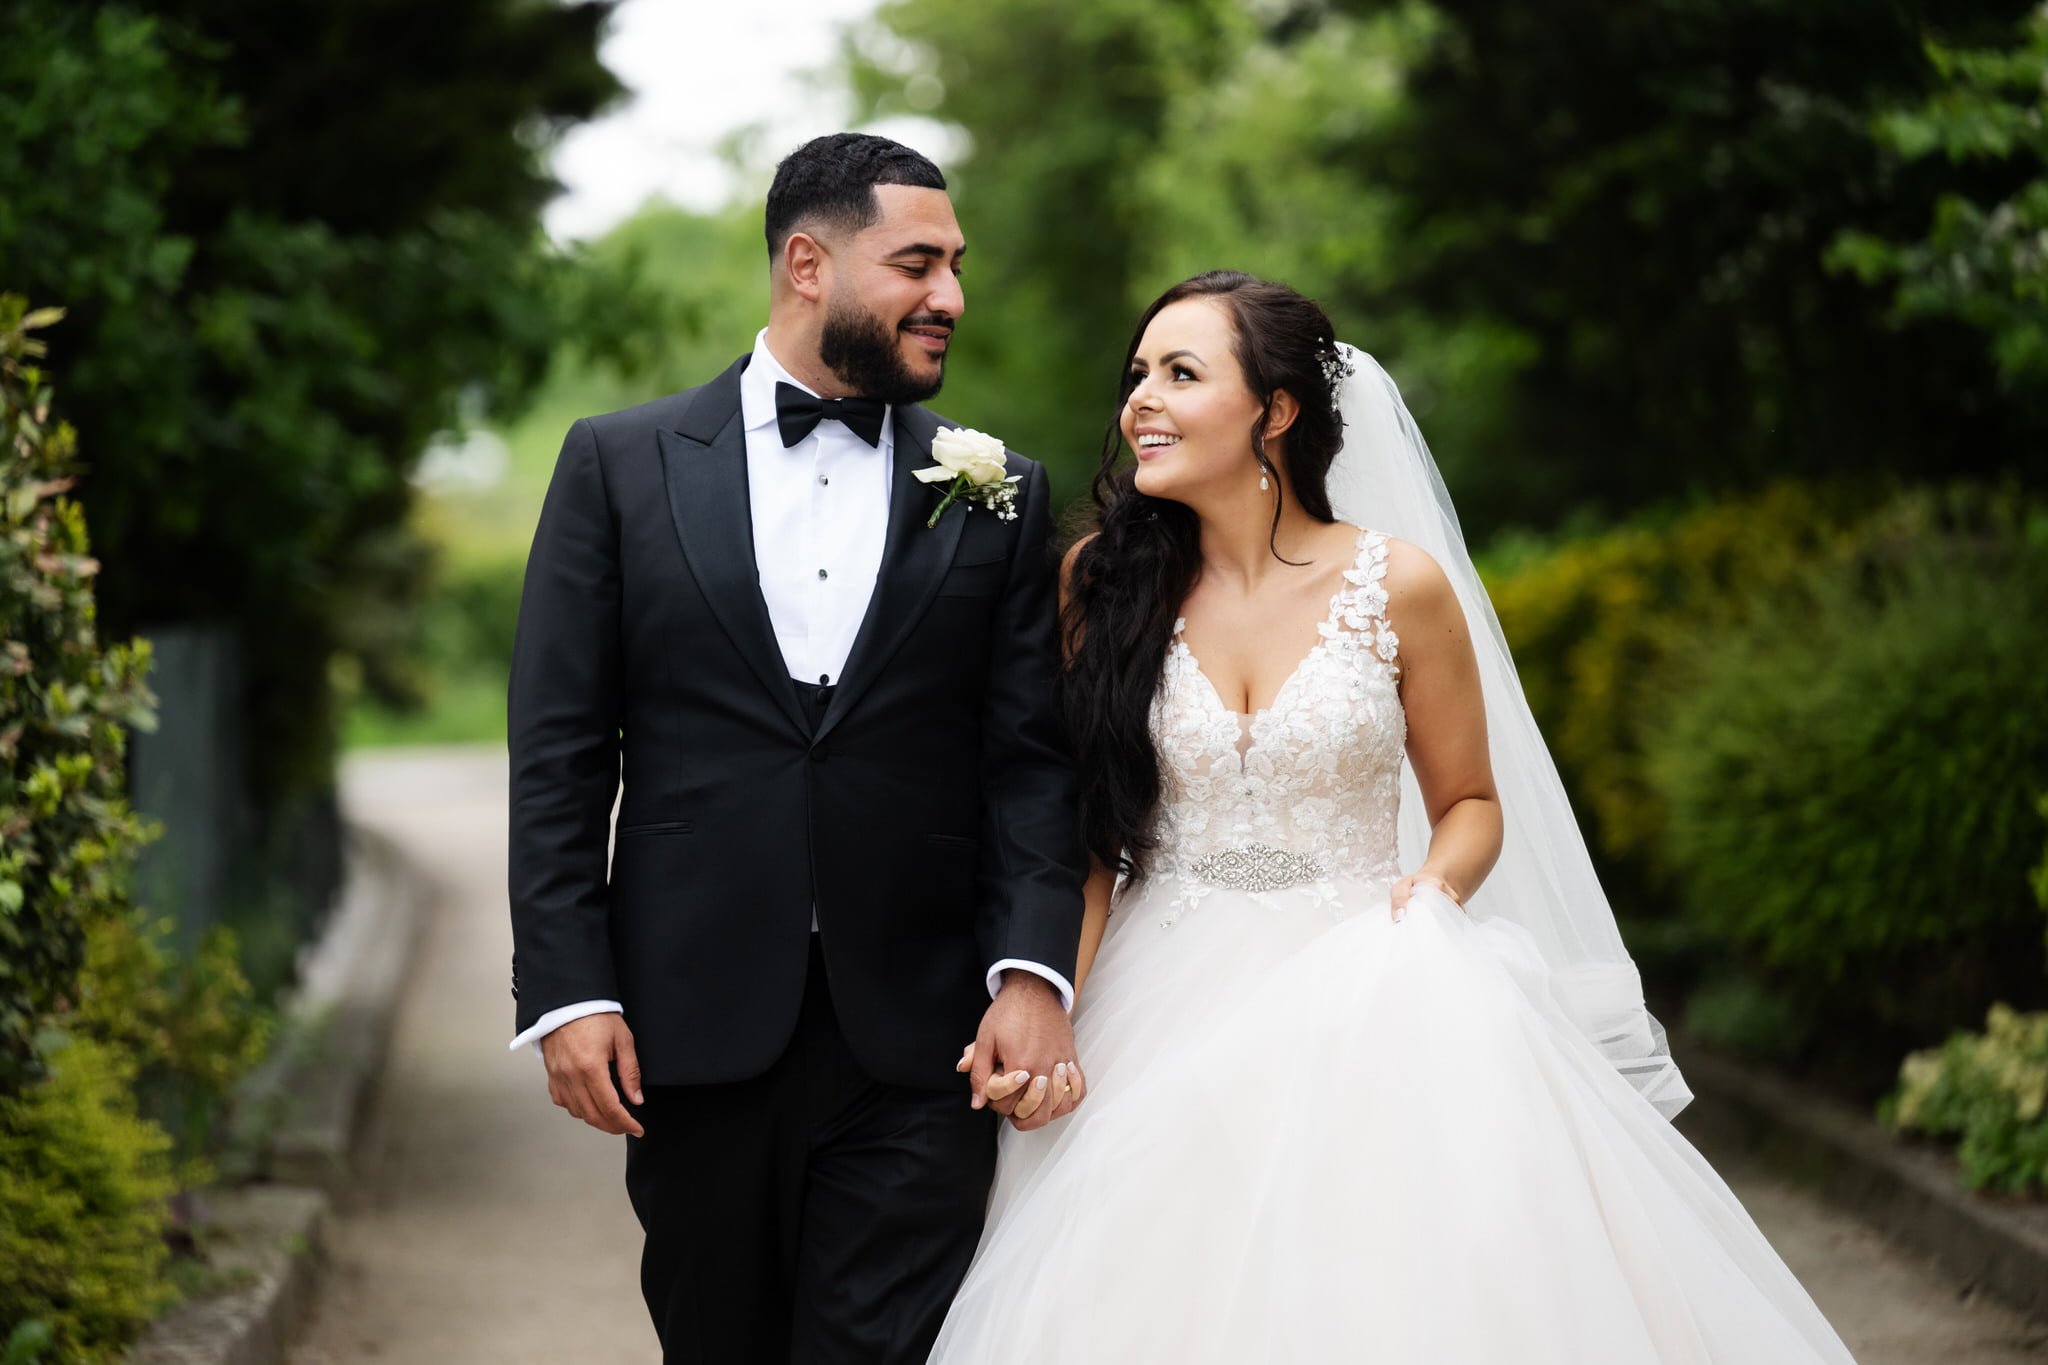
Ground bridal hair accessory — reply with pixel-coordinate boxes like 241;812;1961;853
916;426;1022;527
1327;344;1694;1120
1318;341;1356;417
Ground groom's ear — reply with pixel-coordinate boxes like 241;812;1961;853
781;229;830;303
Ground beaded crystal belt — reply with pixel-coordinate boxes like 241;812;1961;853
1189;842;1329;893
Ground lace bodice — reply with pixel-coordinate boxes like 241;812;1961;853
1141;528;1407;923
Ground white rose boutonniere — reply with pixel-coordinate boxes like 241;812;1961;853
914;427;1022;528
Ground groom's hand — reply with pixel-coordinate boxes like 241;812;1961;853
542;1012;645;1138
970;972;1081;1132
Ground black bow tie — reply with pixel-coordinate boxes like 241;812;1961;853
775;382;888;449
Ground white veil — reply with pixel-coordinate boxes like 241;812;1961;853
1329;345;1694;1120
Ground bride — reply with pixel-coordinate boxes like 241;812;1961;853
931;272;1858;1362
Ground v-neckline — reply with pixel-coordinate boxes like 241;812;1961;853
1171;527;1372;757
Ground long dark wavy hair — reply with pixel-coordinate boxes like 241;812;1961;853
1059;271;1350;879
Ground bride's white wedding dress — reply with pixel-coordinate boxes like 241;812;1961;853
930;527;1857;1363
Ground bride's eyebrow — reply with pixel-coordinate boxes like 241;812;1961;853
1129;350;1206;370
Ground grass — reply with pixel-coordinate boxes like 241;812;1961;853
345;670;507;750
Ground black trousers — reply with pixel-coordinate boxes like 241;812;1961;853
623;933;998;1363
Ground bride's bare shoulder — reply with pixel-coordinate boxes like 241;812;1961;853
1374;534;1461;628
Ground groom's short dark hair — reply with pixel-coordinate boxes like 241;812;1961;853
766;133;947;260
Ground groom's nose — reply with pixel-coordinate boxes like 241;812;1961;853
926;271;964;322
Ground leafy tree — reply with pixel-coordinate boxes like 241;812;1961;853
0;0;622;802
1318;0;2047;534
858;0;2047;535
1829;8;2048;388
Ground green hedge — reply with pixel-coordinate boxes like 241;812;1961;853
1482;483;1878;915
0;298;158;1098
0;1039;175;1362
2;300;270;1358
1644;489;2048;1081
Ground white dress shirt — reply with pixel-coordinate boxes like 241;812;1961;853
510;332;1072;1056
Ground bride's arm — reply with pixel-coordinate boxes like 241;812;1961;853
1385;538;1503;912
1073;858;1116;995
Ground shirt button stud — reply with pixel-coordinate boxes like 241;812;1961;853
818;568;828;579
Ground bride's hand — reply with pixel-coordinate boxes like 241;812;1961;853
1389;872;1463;923
957;1042;1086;1124
957;1042;1028;1105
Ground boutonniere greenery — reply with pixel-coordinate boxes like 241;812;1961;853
915;427;1021;528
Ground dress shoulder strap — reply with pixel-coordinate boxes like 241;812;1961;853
1328;528;1401;677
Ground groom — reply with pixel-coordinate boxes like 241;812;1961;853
505;133;1087;1361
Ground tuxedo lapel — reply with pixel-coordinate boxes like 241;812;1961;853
656;357;810;739
814;404;965;744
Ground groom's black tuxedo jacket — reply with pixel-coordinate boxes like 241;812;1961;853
507;355;1086;1090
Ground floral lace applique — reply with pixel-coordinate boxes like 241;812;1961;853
1143;529;1408;925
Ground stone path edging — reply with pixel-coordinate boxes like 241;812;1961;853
127;821;433;1364
1674;1032;2048;1322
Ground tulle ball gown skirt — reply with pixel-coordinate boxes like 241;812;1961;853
928;877;1859;1363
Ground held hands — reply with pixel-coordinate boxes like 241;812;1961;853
956;1043;1086;1127
541;1011;645;1137
1388;870;1464;923
962;973;1086;1131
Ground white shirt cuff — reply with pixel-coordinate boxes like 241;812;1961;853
508;999;623;1057
986;959;1075;1013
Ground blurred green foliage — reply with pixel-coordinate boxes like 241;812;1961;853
71;911;271;1186
851;0;2046;535
0;298;160;1098
0;1037;176;1364
1885;1003;2048;1195
1829;9;2048;387
347;202;767;746
1482;483;1879;910
1645;488;2048;1082
0;0;622;803
3;304;271;1358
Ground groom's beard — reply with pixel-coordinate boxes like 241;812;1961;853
819;295;948;405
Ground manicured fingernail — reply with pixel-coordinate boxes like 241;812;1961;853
1055;1062;1067;1079
1034;1075;1048;1090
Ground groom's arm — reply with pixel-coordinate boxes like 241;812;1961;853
974;457;1087;1001
507;417;624;1042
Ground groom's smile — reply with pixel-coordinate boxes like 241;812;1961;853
905;319;953;354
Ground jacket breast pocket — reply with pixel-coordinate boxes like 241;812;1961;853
935;556;1008;598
